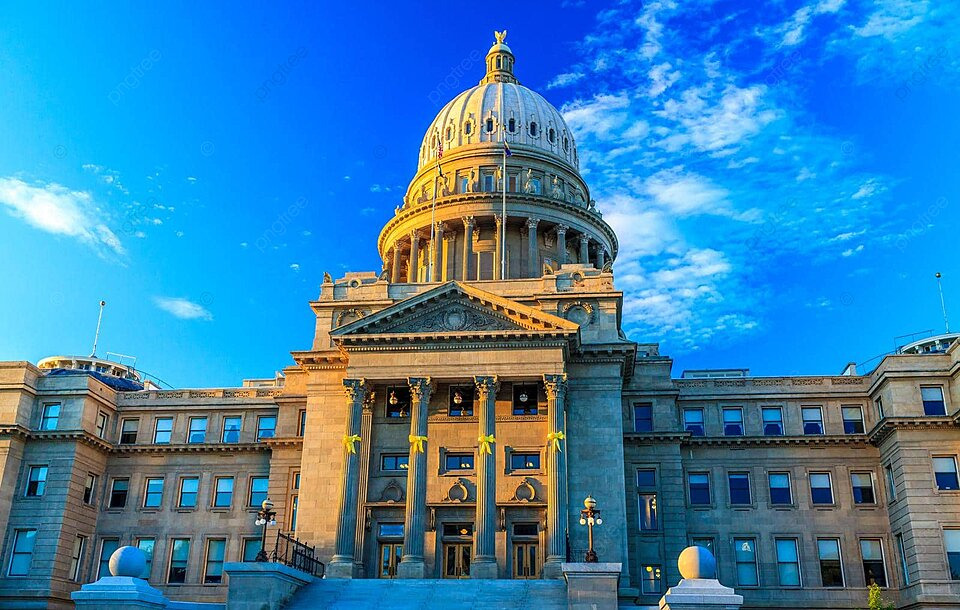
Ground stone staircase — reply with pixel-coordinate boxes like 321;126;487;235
284;578;567;609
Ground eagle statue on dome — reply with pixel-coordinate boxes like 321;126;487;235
494;30;507;44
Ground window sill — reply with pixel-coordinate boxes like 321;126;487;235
176;507;197;513
506;469;544;477
441;470;475;477
210;507;232;512
771;505;796;510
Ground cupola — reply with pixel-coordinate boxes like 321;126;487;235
480;30;517;85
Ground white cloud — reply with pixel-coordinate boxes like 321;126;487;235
289;263;300;272
852;179;884;199
239;242;248;248
831;229;866;241
852;0;927;39
153;297;213;321
841;244;865;257
547;72;585;89
647;62;681;97
561;93;630;141
0;177;126;256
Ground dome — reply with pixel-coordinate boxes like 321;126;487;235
417;33;578;172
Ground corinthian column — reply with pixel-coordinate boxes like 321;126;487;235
493;215;503;280
328;378;368;578
596;247;606;270
542;373;568;579
431;223;446;282
391;241;402;283
472;375;500;578
398;377;433;579
408;230;420;283
525;218;539;278
555;225;569;266
462;216;475;281
578;234;590;265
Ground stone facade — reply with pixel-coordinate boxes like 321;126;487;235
1;32;959;610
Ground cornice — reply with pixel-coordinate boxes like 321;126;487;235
336;335;572;352
112;442;271;455
680;434;873;448
868;416;958;445
291;351;348;370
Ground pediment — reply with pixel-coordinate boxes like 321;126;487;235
330;282;579;340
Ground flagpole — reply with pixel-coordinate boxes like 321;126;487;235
429;130;441;282
500;83;507;280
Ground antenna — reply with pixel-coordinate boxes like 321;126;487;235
90;300;106;357
936;272;950;333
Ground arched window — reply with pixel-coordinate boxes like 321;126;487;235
529;122;538;137
508;118;516;133
548;128;556;143
464;121;473;135
563;137;569;151
446;126;452;140
431;135;436;150
486;118;494;133
496;57;502;69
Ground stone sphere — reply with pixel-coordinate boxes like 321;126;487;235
678;545;717;580
109;546;147;578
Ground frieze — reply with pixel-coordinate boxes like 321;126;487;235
189;390;219;398
224;389;255;398
792;378;824;386
256;388;283;397
832;377;866;385
752;379;784;386
383;304;518;334
714;380;746;388
156;391;187;399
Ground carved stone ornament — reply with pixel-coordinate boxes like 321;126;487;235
379;481;404;504
382;303;517;334
445;478;470;503
335;308;368;327
561;300;594;326
514;478;537;503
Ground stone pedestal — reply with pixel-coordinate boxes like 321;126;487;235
562;562;621;610
658;578;743;610
223;561;314;610
71;576;167;609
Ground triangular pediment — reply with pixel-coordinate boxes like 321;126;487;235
330;282;579;340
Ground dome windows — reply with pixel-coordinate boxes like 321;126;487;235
486;118;495;133
463;119;474;136
563;136;569;152
529;121;538;137
508;118;516;133
548;128;556;144
445;126;453;141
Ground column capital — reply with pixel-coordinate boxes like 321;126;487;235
494;214;503;228
525;217;540;229
542;374;567;400
435;221;447;234
410;229;421;241
407;377;434;401
473;375;500;401
462;215;476;228
343;378;369;403
578;233;590;245
555;224;569;235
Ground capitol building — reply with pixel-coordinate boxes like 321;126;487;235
1;33;959;610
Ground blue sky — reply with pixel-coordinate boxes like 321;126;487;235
0;1;957;387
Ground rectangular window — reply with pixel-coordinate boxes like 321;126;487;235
641;565;662;594
381;454;409;472
885;464;897;502
842;406;865;434
290;494;299;531
483;174;495;192
684;409;705;436
136;538;154;580
723;408;744;436
876;397;884;420
934;456;960;490
448;386;475;417
728;473;751;505
861;539;887;588
178;477;199;508
692;538;714;553
8;529;37;576
222;416;241;443
70;535;86;582
213;477;233;508
634;403;653;432
385;386;411;417
802;407;824;435
120;419;139;444
109;478;129;508
637;469;656;489
153;417;173;444
513;384;538;415
510;453;541;470
83;473;98;505
818;538;844;587
444;453;475;471
762;407;784;436
851;472;876;505
944;530;960;580
810;472;834;505
922;386;946;416
40;403;60;430
242;538;260;562
143;477;164;508
167;538;190;584
769;472;792;505
96;411;109;438
25;465;47;497
688;472;711;505
297;410;306;436
98;538;120;579
734;538;759;586
458;175;469;194
639;493;658;531
188;417;207;443
249;476;269;507
256;415;276;440
896;533;910;585
776;538;801;586
204;538;226;584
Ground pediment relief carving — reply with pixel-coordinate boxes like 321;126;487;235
379;301;519;334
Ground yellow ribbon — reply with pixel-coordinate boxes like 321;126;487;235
547;431;566;452
409;434;428;453
478;434;496;456
342;434;361;454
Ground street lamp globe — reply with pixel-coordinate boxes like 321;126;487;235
584;495;597;509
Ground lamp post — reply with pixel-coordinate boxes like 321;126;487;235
254;499;277;562
578;495;602;563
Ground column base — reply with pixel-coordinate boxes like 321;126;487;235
562;562;622;610
542;558;564;579
326;558;359;579
659;578;743;610
397;559;426;579
470;559;497;579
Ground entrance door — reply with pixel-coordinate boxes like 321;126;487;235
379;543;402;578
442;543;472;578
512;542;539;579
